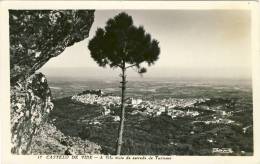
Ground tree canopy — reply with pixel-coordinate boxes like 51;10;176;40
88;12;160;72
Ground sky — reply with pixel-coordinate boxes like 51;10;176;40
40;10;251;79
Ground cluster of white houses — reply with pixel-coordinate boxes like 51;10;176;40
72;92;239;126
127;98;205;118
71;94;121;107
71;93;207;119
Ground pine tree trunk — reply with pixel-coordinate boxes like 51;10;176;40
116;67;126;155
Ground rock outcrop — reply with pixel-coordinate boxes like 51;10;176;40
10;10;97;154
31;122;101;155
11;73;53;154
10;10;95;85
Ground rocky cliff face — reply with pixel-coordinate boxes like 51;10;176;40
10;10;99;154
11;73;53;154
10;10;95;85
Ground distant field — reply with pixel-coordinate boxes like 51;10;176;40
48;77;252;99
48;77;253;155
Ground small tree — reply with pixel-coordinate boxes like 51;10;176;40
88;12;160;155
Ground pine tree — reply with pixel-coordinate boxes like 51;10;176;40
88;12;160;155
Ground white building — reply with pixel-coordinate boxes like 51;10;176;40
113;116;120;122
131;98;143;105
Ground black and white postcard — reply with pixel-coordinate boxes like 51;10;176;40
0;1;259;164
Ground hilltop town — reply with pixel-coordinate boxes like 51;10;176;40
50;81;253;156
71;90;204;118
71;89;241;127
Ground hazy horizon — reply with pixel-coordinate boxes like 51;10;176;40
39;10;251;79
39;67;251;80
